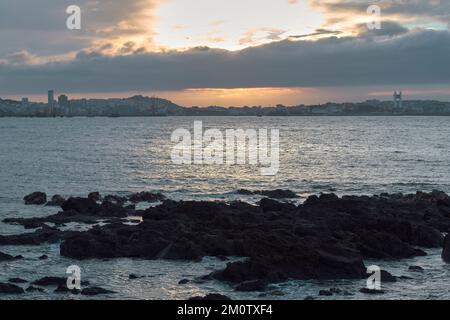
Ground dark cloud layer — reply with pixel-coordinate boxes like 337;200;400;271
1;29;449;95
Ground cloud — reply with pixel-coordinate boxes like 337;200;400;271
309;0;450;35
289;28;342;39
0;0;165;58
1;29;450;95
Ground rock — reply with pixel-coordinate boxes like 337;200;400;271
61;197;99;214
39;254;48;260
236;189;298;199
128;274;141;280
128;191;165;203
259;189;298;199
0;225;69;246
319;290;333;296
45;190;450;290
178;279;190;285
103;195;127;205
32;276;67;287
442;234;450;262
22;221;46;229
26;286;45;293
0;251;15;261
360;288;385;294
24;192;47;205
88;192;102;202
236;189;254;195
54;285;80;294
267;289;285;296
235;280;268;292
0;283;25;294
46;195;66;207
8;278;27;284
408;266;424;272
380;270;397;282
32;276;88;287
81;287;116;296
304;296;316;300
259;198;289;212
189;294;232;301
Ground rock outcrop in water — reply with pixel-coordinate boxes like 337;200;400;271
45;195;66;207
441;234;450;262
3;196;138;228
57;190;450;287
4;190;450;290
236;189;299;199
23;192;47;205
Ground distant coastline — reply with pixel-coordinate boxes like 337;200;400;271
2;94;450;117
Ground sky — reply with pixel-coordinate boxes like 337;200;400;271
1;0;450;106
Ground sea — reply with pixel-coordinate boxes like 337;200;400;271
0;116;450;300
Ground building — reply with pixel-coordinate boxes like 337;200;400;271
393;91;403;109
58;94;69;106
48;90;55;115
21;97;29;108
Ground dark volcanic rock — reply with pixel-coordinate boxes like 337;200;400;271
46;195;66;207
178;279;189;285
0;225;72;246
380;270;397;283
360;288;385;295
88;192;102;202
61;197;100;214
52;190;450;288
103;195;127;205
81;287;116;296
4;195;132;228
54;285;80;294
32;276;89;287
408;265;424;272
442;234;450;263
189;294;232;301
237;189;298;199
0;251;15;261
259;189;298;199
0;283;25;294
235;280;268;292
128;191;165;203
32;276;67;287
24;192;47;205
39;254;49;260
8;278;27;284
26;286;45;293
259;198;295;212
319;290;333;296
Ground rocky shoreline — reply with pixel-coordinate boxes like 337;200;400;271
2;189;450;298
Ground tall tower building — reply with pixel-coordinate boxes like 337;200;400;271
393;91;402;109
48;90;55;116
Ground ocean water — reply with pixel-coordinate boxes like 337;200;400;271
0;116;450;300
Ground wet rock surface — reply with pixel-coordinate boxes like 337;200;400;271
46;195;66;207
24;192;47;205
237;189;299;199
0;282;25;294
3;195;139;227
0;251;16;261
81;287;116;296
56;191;450;288
189;293;232;301
3;190;450;293
0;225;78;246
